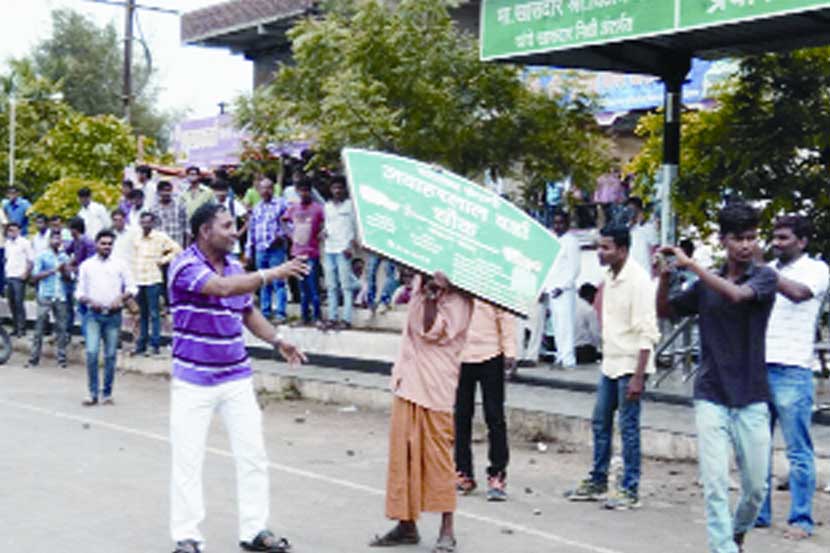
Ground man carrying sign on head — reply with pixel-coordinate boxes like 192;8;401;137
168;202;309;553
370;271;473;553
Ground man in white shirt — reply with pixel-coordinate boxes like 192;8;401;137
77;187;112;240
31;214;52;258
549;210;581;369
755;215;829;540
322;176;357;329
565;226;659;510
111;209;136;265
4;222;34;338
76;229;137;406
135;164;158;208
626;197;658;275
575;283;601;364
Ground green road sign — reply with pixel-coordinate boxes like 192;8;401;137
342;148;560;317
480;0;830;61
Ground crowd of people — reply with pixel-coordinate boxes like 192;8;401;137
2;163;829;553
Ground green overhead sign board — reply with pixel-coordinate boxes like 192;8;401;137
481;0;830;61
342;148;560;317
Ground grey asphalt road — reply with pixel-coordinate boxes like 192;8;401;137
1;357;828;553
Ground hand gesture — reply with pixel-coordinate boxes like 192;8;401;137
659;245;692;271
273;257;310;280
277;340;308;367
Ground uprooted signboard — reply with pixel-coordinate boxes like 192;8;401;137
342;148;559;317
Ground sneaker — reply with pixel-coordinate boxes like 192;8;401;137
603;488;641;510
101;396;114;406
456;472;477;495
564;478;607;501
151;348;161;357
82;397;98;407
486;474;508;502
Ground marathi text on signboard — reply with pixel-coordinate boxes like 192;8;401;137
342;148;560;317
481;0;830;61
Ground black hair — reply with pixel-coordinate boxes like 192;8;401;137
128;188;145;200
139;211;155;221
599;225;631;249
330;175;347;188
111;208;126;218
626;196;644;211
211;179;230;191
185;166;200;176
774;214;812;240
552;208;570;224
77;187;92;198
122;179;134;189
6;221;20;230
95;229;116;242
49;215;62;223
136;165;152;178
49;229;63;239
718;201;759;237
578;283;598;303
35;213;47;222
68;216;86;233
679;238;695;258
190;202;227;239
296;177;313;191
7;186;18;193
157;180;173;191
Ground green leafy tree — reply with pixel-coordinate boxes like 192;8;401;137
628;47;830;254
237;0;610;204
0;59;73;196
30;8;171;146
30;177;121;221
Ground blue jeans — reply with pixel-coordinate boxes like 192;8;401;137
695;400;770;553
366;254;398;307
136;283;161;352
299;257;321;322
63;280;87;339
0;248;5;294
323;252;353;323
84;311;122;399
756;365;815;533
255;246;287;319
590;374;641;493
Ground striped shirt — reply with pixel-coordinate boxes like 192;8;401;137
245;196;289;258
168;245;254;386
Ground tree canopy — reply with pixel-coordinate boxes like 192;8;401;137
628;47;830;254
29;8;171;147
237;0;611;203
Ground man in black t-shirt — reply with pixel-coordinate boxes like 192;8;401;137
657;202;778;553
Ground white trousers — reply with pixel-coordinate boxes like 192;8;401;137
550;289;576;367
516;301;546;362
170;377;270;546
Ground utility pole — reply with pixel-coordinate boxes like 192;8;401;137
81;0;179;127
123;0;136;125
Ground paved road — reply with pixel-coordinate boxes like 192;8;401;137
1;358;829;553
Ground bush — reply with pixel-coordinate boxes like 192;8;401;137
29;177;120;221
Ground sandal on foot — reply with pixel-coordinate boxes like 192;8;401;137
240;530;291;552
369;526;420;547
432;536;457;553
172;540;202;553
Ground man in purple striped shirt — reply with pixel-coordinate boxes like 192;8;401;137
168;202;308;553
